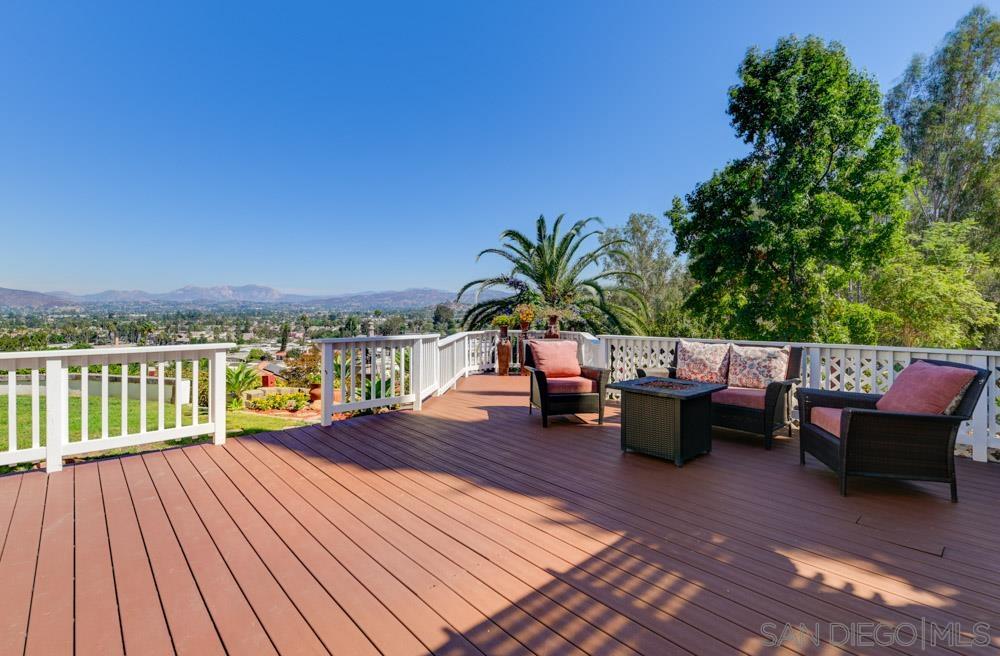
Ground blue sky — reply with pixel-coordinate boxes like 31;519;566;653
1;1;995;295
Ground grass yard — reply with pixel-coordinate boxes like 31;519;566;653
0;394;312;473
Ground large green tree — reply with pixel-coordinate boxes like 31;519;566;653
886;6;1000;243
669;36;912;341
459;214;640;332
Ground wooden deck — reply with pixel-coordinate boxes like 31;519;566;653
1;374;999;656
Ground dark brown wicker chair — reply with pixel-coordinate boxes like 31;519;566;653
525;341;610;427
797;359;991;502
638;344;802;449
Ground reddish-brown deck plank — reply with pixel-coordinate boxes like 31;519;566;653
160;447;328;655
98;458;174;655
119;455;225;656
0;472;49;655
74;462;123;656
141;451;278;655
25;469;74;655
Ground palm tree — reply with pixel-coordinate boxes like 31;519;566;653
458;214;644;333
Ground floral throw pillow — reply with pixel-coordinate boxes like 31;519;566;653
728;345;790;389
675;340;731;384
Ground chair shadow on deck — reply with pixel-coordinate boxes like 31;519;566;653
260;374;1000;655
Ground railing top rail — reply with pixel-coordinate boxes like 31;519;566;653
438;331;491;347
0;343;235;361
596;335;1000;359
313;334;440;345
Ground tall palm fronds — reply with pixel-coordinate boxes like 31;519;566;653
458;215;645;333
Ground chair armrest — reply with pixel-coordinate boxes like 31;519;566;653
797;388;880;424
764;378;800;425
840;408;964;471
581;366;610;393
524;365;548;395
636;366;676;378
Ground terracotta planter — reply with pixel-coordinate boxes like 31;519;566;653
499;326;509;340
309;383;322;402
496;340;512;376
544;315;560;339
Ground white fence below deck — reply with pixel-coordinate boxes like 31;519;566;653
0;343;232;472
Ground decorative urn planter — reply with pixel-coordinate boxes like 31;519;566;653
309;383;322;402
544;315;560;339
496;327;512;376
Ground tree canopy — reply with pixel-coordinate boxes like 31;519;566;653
458;215;641;333
670;35;913;341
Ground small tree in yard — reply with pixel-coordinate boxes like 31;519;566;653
279;322;290;351
670;36;913;341
226;363;260;410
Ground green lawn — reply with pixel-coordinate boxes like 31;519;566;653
0;395;311;472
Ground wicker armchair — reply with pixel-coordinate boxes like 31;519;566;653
525;341;610;427
797;359;991;502
638;344;802;449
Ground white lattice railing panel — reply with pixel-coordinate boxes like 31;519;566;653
596;335;1000;463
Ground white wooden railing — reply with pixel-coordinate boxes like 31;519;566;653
316;330;601;420
317;331;999;462
0;343;232;472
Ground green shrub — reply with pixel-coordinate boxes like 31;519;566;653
245;392;310;412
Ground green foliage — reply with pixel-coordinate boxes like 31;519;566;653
247;348;267;361
225;363;260;409
600;212;707;335
863;221;997;347
432;303;454;330
279;322;290;351
670;35;912;341
458;214;641;333
281;346;321;387
245;392;310;412
886;6;1000;245
490;314;515;328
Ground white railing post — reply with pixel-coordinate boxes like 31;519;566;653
970;354;989;462
463;334;470;377
212;350;226;445
808;347;822;389
321;342;333;427
411;339;423;411
45;359;64;472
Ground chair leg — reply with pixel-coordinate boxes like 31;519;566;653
799;445;806;465
542;413;548;428
528;403;532;415
950;478;958;503
763;431;773;450
839;475;848;497
598;402;604;425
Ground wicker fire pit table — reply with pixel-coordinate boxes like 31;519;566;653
608;376;725;467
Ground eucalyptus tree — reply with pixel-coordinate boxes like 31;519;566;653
670;36;912;341
458;214;642;333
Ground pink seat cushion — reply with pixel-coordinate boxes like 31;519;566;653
711;386;766;410
810;406;843;438
546;376;597;394
876;360;977;415
528;340;581;378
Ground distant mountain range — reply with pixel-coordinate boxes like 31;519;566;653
1;284;506;310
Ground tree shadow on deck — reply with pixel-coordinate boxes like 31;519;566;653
249;375;1000;655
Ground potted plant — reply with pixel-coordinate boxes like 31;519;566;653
491;315;514;375
539;306;567;339
514;304;536;375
